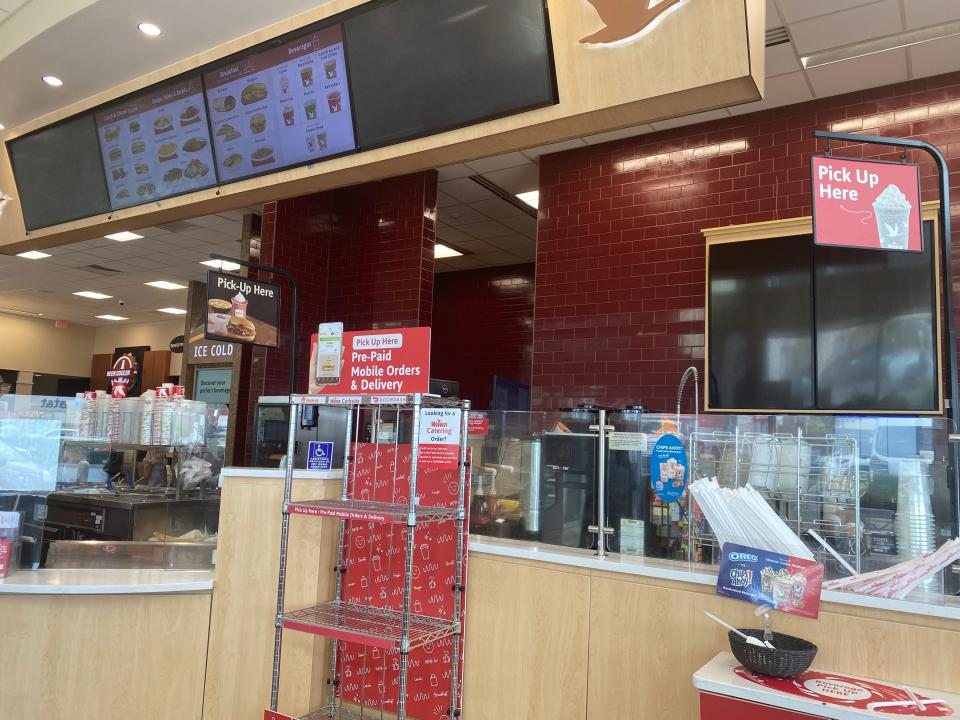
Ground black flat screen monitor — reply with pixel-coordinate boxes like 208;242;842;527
345;0;556;149
7;115;111;230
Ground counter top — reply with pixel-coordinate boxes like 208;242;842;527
694;652;960;719
0;568;214;595
220;467;343;481
468;536;960;622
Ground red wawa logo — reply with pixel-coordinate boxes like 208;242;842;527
580;0;685;45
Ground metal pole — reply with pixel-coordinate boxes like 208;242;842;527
269;396;300;711
397;395;424;720
448;399;470;719
209;254;299;399
596;409;608;558
812;131;960;537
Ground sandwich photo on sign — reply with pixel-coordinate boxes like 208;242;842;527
205;271;280;348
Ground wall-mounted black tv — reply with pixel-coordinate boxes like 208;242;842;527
708;224;939;412
5;0;558;231
344;0;557;149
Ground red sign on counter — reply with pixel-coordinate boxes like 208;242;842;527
0;539;12;578
467;412;489;437
308;327;431;396
811;156;923;252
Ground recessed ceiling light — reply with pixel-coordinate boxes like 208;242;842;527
104;231;143;241
200;259;242;272
73;291;113;300
435;243;464;259
0;124;5;131
145;280;187;290
516;190;539;209
42;75;63;87
97;315;128;321
157;307;187;315
138;22;162;37
0;307;43;317
16;251;51;260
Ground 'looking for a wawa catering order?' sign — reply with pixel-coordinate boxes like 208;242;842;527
308;326;431;396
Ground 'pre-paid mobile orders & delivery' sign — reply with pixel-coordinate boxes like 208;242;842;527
308;327;430;395
811;155;923;252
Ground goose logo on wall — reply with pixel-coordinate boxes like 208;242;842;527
580;0;686;45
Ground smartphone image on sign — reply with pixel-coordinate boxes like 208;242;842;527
315;322;344;386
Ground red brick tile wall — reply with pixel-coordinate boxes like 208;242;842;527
534;71;960;412
432;263;536;410
326;172;438;330
234;171;437;464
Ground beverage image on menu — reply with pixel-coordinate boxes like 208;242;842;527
95;77;216;209
203;23;356;183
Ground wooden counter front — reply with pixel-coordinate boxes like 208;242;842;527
0;591;211;720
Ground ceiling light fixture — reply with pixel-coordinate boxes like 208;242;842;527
145;281;187;290
73;291;113;300
16;250;51;260
0;307;43;318
138;22;162;37
801;20;960;69
96;315;128;321
200;259;242;272
42;75;63;87
104;231;143;241
157;307;187;315
435;244;464;259
516;190;540;209
0;124;5;130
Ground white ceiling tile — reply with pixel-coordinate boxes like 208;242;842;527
767;42;802;77
464;152;531;174
766;0;782;29
909;35;960;78
488;234;536;252
650;108;731;131
482;164;540;195
439;178;493;204
904;0;960;28
454;239;500;253
777;0;886;23
728;71;813;114
789;1;902;54
435;226;475;245
458;220;515;240
521;139;587;160
500;214;538;235
583;124;654;145
0;9;9;22
806;48;908;98
440;204;489;226
437;192;458;208
470;197;525;220
0;0;25;14
437;163;474;181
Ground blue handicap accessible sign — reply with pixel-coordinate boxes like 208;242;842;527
307;441;334;471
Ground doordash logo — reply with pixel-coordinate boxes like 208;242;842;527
580;0;686;45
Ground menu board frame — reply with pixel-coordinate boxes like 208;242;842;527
6;0;558;228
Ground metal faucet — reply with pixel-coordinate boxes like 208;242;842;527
676;366;700;427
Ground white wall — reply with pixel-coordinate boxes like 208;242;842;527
0;315;185;378
92;319;186;375
0;315;96;376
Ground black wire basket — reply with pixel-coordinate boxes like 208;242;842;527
729;629;818;678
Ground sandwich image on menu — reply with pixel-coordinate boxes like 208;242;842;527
203;23;356;183
95;77;216;210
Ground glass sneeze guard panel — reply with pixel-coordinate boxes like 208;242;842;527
0;394;227;574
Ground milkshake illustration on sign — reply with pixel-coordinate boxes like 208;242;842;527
872;184;912;250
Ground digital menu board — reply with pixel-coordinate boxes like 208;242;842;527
203;24;356;183
95;77;217;209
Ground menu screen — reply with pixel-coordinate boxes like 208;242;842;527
95;77;216;209
203;24;355;182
